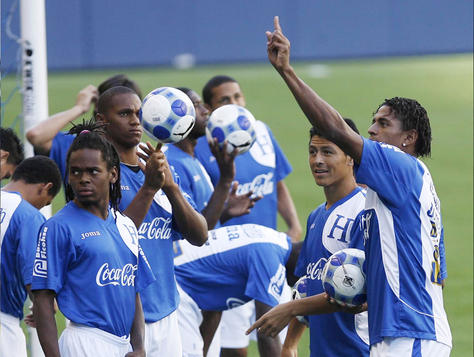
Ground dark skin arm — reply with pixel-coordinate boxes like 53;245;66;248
137;143;208;246
33;289;60;357
247;293;366;338
200;310;222;356
266;16;363;163
254;300;282;357
126;293;146;357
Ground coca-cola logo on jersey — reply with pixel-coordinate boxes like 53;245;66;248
235;172;274;197
96;263;136;287
137;217;172;240
306;258;327;280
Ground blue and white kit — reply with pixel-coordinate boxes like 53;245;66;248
119;163;196;323
194;121;292;229
31;201;154;338
355;138;451;348
295;187;369;356
1;191;45;319
174;224;292;310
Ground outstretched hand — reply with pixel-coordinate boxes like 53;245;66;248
265;16;291;73
221;182;261;222
246;302;294;338
137;142;170;192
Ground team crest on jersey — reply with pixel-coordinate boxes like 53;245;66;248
306;258;327;281
267;264;286;301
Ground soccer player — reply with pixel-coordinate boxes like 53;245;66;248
246;120;370;356
25;74;142;184
174;224;302;357
0;156;61;357
95;86;208;356
165;87;259;229
194;74;301;356
0;127;24;180
31;128;155;356
261;16;452;356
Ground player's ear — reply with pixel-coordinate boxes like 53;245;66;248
346;155;354;167
37;182;53;197
95;112;106;124
0;149;10;163
109;166;118;184
403;129;418;148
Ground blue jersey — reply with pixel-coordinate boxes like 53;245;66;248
174;224;291;310
295;187;369;356
31;202;154;337
119;163;196;323
164;144;214;215
355;138;451;347
1;191;45;319
194;121;292;229
49;132;75;188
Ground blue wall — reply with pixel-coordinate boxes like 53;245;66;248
2;0;472;71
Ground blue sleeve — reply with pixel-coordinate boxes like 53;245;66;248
267;125;292;182
17;210;45;286
31;220;76;292
136;246;156;292
439;227;447;280
355;138;420;208
245;247;285;307
49;132;75;185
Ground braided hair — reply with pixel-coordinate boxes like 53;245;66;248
375;97;432;157
65;119;122;211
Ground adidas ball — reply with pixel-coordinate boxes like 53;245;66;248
140;87;195;143
291;276;309;327
206;104;256;154
321;248;367;307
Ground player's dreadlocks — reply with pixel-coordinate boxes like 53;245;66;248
375;97;432;157
65;118;122;211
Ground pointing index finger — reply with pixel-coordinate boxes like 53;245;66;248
274;15;282;32
155;142;163;152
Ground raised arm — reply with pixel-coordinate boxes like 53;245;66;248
26;85;98;154
266;16;363;163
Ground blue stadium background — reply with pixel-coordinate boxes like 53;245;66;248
1;0;472;71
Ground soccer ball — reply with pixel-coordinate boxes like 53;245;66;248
291;276;309;327
206;104;256;154
139;87;195;143
321;248;367;307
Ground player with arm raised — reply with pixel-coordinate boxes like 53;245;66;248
165;87;259;230
95;86;208;356
263;15;451;356
0;156;61;357
31;128;155;357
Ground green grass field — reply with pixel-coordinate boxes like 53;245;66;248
2;53;472;356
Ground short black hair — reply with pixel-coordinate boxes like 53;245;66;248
97;86;139;115
202;75;238;106
0;127;24;165
65;119;121;211
375;97;431;157
98;74;143;99
11;156;61;197
176;87;193;97
310;118;360;139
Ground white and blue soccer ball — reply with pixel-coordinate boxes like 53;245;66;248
321;248;367;307
206;104;256;154
291;276;309;327
139;87;195;143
